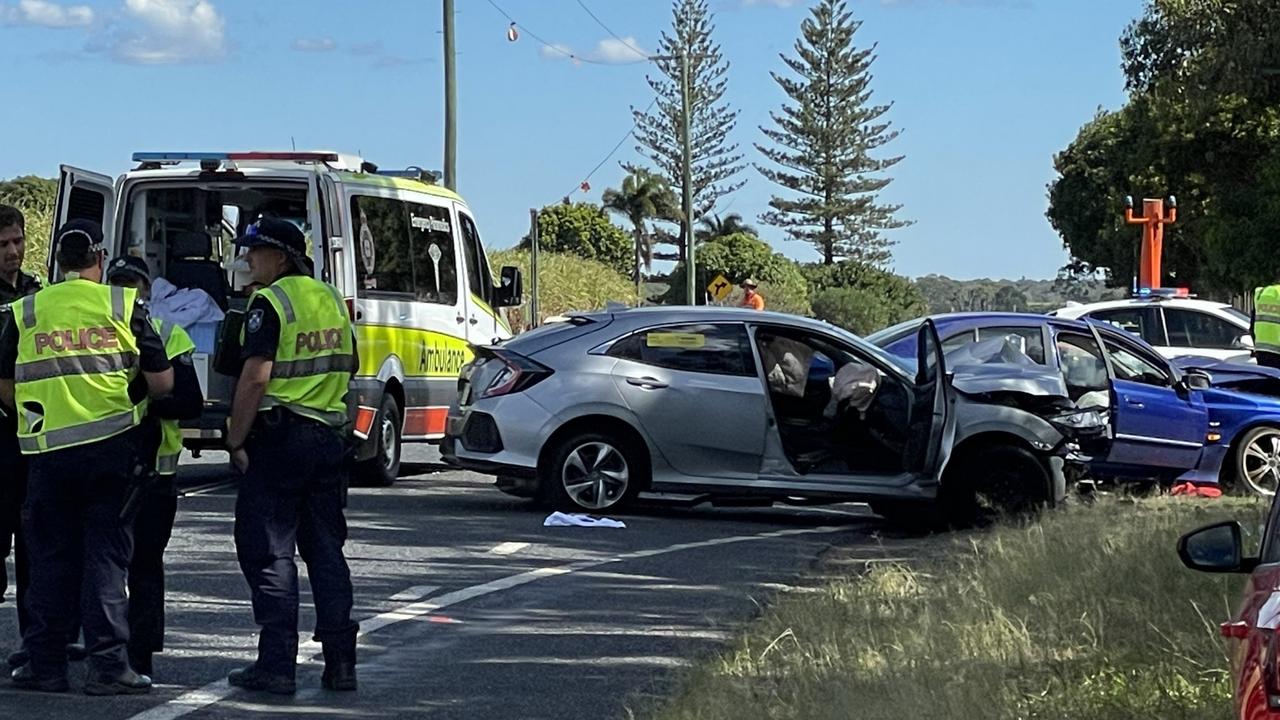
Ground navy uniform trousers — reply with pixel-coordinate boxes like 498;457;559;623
234;408;358;679
22;427;142;678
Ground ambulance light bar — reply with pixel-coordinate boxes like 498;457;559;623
131;152;340;163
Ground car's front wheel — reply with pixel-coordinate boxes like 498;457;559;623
1232;426;1280;498
544;431;642;513
940;444;1052;529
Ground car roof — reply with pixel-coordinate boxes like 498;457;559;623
1052;297;1233;316
871;312;1094;341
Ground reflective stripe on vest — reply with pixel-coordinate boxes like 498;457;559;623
153;318;196;475
17;406;142;453
244;276;353;428
15;351;137;382
14;280;144;454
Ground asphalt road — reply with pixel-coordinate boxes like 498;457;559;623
0;446;911;720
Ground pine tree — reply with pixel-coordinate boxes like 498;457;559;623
756;0;908;266
630;0;745;264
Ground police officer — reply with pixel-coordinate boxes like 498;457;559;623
106;256;204;678
1253;284;1280;369
0;203;42;664
1;206;86;670
0;220;173;694
225;218;358;695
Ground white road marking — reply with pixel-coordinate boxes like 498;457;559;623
178;480;237;498
389;585;440;602
126;523;852;720
489;541;530;555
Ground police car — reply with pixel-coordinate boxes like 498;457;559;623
48;152;523;485
1050;288;1252;363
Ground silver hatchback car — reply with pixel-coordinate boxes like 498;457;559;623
442;307;1102;524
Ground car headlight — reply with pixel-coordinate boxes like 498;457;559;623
1048;409;1106;431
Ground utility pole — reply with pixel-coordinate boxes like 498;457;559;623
443;0;457;190
679;49;696;306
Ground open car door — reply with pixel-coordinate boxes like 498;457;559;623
907;319;952;475
51;165;115;277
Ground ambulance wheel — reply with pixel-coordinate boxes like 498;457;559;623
358;394;402;487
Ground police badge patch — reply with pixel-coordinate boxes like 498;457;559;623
246;309;264;334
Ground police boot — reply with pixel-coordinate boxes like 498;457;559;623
129;650;153;678
228;664;296;695
11;664;70;693
84;667;152;696
320;642;357;691
66;643;87;662
6;649;28;669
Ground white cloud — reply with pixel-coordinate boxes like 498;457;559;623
539;37;648;65
292;37;336;52
1;0;94;28
591;37;647;63
109;0;226;64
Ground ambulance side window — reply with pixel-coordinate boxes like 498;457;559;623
351;195;414;298
406;202;459;306
458;213;493;305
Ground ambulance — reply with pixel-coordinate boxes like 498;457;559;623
48;151;523;485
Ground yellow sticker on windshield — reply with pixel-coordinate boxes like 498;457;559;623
646;332;706;349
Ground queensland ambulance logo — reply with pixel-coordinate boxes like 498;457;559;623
359;209;376;273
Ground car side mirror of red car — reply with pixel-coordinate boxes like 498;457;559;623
1178;521;1258;574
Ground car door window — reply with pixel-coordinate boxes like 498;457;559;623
1163;308;1243;349
1055;332;1109;399
608;323;756;377
1101;338;1172;387
1089;307;1167;346
976;326;1046;364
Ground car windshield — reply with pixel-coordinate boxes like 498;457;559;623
823;323;918;376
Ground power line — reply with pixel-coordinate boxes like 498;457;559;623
483;0;647;66
573;0;650;61
564;95;659;200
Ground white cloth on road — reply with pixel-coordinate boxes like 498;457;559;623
543;512;626;528
150;277;226;328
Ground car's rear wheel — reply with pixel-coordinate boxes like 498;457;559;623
544;431;642;513
1232;426;1280;498
357;393;402;487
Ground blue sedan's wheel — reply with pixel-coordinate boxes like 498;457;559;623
1235;426;1280;498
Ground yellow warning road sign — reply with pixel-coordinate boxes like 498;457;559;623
707;274;733;302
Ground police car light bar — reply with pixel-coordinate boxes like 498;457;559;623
131;151;340;163
1134;287;1191;299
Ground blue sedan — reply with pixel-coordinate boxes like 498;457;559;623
868;313;1280;496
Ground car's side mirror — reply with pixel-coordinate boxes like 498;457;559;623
1177;521;1256;573
494;266;524;308
1235;335;1255;351
1182;370;1212;391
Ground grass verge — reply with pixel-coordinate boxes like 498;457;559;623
642;496;1267;720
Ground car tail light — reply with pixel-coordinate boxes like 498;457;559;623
345;297;356;322
1264;628;1280;711
480;351;553;399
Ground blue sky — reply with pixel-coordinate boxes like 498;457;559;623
0;0;1142;280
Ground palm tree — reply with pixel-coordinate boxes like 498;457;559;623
602;169;680;300
696;212;757;243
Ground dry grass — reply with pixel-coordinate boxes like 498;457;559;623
643;496;1266;720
